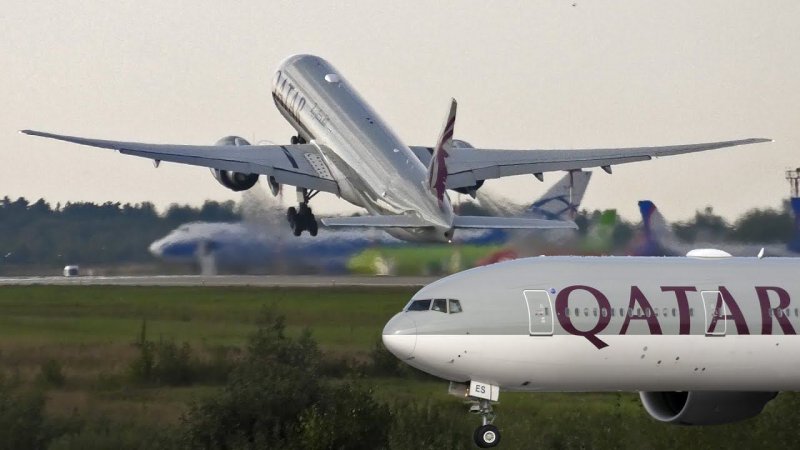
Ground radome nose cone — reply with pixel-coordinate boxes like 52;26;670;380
382;314;417;359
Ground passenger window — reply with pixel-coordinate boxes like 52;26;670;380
407;299;431;311
672;308;676;317
565;308;570;317
645;308;651;318
654;308;659;317
575;308;580;317
448;299;462;314
601;308;608;318
583;308;589;317
593;308;597;317
432;299;447;313
663;308;668;317
689;308;694;317
620;308;625;317
610;308;615;317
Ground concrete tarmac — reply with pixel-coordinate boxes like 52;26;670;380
0;275;438;288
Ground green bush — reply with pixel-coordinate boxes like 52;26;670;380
297;383;391;449
387;400;471;450
181;308;323;448
0;380;49;450
129;320;203;386
47;419;177;450
37;359;66;388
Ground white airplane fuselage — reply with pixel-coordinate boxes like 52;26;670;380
272;55;454;242
384;256;800;392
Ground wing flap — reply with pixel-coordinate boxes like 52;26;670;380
21;129;339;194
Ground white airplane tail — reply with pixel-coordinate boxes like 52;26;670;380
527;171;592;221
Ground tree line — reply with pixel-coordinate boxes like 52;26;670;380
0;197;240;266
0;196;796;268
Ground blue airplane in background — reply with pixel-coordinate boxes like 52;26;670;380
630;198;800;257
149;171;592;274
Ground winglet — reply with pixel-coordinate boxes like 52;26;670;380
428;99;457;205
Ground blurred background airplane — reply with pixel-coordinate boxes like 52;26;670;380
630;169;800;257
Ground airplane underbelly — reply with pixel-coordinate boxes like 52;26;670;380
413;335;800;392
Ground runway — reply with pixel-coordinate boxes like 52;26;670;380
0;275;438;288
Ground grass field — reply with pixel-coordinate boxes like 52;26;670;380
1;285;799;449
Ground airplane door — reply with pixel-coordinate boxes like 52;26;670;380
524;290;554;336
701;291;727;336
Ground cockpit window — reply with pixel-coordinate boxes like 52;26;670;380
405;298;463;313
407;299;432;311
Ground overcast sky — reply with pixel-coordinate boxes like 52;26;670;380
3;1;798;221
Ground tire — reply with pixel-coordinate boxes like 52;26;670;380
287;207;297;221
309;216;318;236
473;424;500;448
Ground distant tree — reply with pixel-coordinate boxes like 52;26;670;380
730;207;793;243
672;206;729;242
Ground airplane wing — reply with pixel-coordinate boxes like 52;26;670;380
411;138;771;190
20;130;339;194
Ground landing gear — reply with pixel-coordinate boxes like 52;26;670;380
287;188;319;236
290;135;307;145
470;399;500;448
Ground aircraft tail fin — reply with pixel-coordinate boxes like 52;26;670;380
527;171;592;221
428;99;457;205
789;197;800;253
629;200;676;256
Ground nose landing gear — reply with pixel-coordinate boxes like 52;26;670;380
470;399;500;448
287;187;319;236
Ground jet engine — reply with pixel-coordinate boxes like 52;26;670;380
211;136;259;192
449;139;484;197
639;391;777;425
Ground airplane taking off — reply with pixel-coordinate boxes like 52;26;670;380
22;54;770;242
383;254;800;447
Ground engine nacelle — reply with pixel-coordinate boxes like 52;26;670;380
211;136;259;192
640;391;777;425
448;140;485;197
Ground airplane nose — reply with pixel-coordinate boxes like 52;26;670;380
382;314;417;359
148;240;163;257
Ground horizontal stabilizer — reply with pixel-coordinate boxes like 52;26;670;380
321;215;432;228
452;215;577;230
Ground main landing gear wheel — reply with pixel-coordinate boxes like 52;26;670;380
474;424;500;448
286;200;318;237
290;135;307;145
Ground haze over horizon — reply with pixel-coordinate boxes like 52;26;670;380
3;1;799;221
